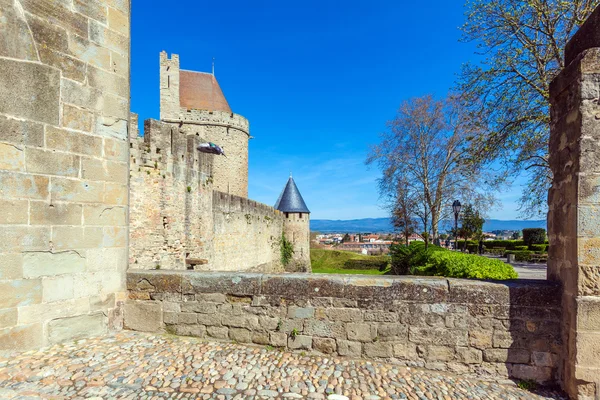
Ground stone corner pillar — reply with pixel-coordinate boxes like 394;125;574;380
548;8;600;399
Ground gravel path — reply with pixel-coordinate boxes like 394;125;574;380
0;331;564;399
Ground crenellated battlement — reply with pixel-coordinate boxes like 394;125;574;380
213;191;282;216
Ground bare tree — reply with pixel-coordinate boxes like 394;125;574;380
457;0;598;217
391;178;419;246
367;95;491;243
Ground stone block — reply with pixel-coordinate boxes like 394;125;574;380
0;143;25;172
0;58;60;125
252;332;270;345
270;331;287;347
229;328;251;343
51;227;104;250
103;226;126;247
178;313;197;325
364;342;393;358
88;65;128;98
207;326;229;339
287;306;315;319
86;247;127;272
409;327;467;346
376;323;407;340
45;126;102;156
181;301;217;314
492;331;513;349
60;78;103;111
468;329;493;350
82;158;128;183
48;313;106;344
26;148;79;177
364;310;399;323
577;297;600;331
110;51;128;77
303;319;345;339
326;308;362;322
0;171;48;200
0;254;23;280
61;104;94;132
18;298;89;325
0;0;38;61
90;293;116;311
0;226;50;252
38;47;86;83
74;0;107;23
197;313;221;326
574;332;600;367
0;279;41;308
103;93;129;119
171;324;206;338
0;309;18;330
183;272;261;296
483;349;530;364
347;323;376;342
20;0;88;38
89;20;128;55
0;323;43;351
0;115;44;147
456;347;482;364
83;205;127;226
104;183;128;205
50;177;104;203
510;364;553;383
123;301;162;332
423;345;455;362
313;337;336;354
337;340;362;357
30;201;82;226
103;137;128;162
197;293;227;303
43;275;74;303
531;351;556;367
0;199;28;223
108;7;128;35
288;334;312;350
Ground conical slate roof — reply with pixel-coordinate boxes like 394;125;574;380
274;177;310;213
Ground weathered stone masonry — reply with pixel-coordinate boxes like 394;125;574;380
129;117;285;272
0;0;130;349
126;271;562;384
548;6;600;399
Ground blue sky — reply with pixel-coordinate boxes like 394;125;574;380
131;0;530;220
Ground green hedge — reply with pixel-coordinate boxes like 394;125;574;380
467;244;479;254
413;251;518;280
514;246;529;251
391;242;517;280
486;248;506;256
529;244;548;253
505;250;533;262
482;240;525;250
343;258;389;271
523;228;546;246
455;240;477;251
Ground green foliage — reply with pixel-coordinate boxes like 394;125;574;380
460;204;485;243
186;186;191;193
389;242;445;275
343;258;389;271
280;234;294;266
483;240;525;250
513;246;529;251
467;244;479;254
505;250;533;262
522;228;546;246
414;250;518;280
290;328;299;339
517;379;538;391
486;248;506;256
455;240;478;251
155;264;161;270
529;244;547;253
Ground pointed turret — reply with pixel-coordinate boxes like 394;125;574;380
275;176;311;273
274;177;310;214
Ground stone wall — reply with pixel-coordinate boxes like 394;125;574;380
548;6;600;398
0;0;130;349
129;119;283;272
126;271;562;384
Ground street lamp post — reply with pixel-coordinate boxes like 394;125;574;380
452;200;461;251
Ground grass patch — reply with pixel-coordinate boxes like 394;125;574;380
311;249;390;275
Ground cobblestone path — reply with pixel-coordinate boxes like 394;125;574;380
0;332;564;400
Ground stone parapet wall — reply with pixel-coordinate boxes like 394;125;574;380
211;192;284;273
167;109;249;136
126;271;562;384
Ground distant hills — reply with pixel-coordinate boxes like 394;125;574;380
310;217;546;233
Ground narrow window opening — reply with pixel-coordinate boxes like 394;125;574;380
285;212;289;218
156;148;161;154
299;213;303;219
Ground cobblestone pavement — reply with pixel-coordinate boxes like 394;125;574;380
0;332;564;400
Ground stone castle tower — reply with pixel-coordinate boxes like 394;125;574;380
275;177;312;272
159;51;249;197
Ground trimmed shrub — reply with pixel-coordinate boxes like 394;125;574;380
486;248;506;256
529;244;547;253
482;240;525;250
514;246;529;251
413;251;518;280
467;244;479;254
389;242;445;275
505;250;533;262
522;228;546;246
343;258;389;271
456;240;478;251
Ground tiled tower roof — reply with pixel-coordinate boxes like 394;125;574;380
274;177;310;213
179;70;231;112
